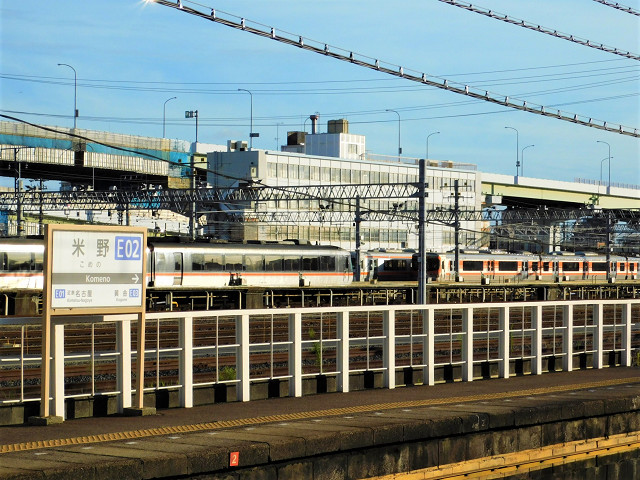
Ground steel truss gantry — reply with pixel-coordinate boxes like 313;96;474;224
2;185;639;231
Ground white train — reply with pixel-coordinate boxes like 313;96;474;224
0;238;353;290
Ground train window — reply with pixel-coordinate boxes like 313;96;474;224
7;252;34;271
562;262;580;272
630;263;636;272
244;255;263;272
498;261;518;271
320;256;336;271
283;256;300;271
531;262;539;272
461;260;483;272
225;254;243;272
155;253;166;271
192;253;205;271
34;252;43;271
425;257;440;272
339;255;350;272
620;263;626;272
0;252;6;270
173;253;182;271
385;259;407;271
591;262;607;272
203;253;223;271
302;256;320;270
265;256;283;272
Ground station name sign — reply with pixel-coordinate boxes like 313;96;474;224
49;228;146;310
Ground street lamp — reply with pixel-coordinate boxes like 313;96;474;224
598;156;614;199
238;88;259;149
504;126;519;176
57;63;77;129
163;96;177;138
520;144;534;177
275;122;283;150
426;131;440;159
597;141;611;191
386;109;402;157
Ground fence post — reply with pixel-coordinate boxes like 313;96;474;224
622;303;632;366
179;315;193;408
116;318;132;412
562;304;574;372
383;309;395;389
423;308;434;386
336;311;350;393
462;307;473;382
236;314;250;402
594;303;603;369
499;306;510;379
51;322;65;418
532;305;542;375
289;313;302;397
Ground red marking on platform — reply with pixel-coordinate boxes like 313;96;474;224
230;451;240;467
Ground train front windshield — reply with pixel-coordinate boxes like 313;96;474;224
426;256;441;274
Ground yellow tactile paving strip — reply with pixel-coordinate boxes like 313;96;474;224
367;431;640;479
1;376;639;454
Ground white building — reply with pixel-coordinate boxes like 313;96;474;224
207;119;482;253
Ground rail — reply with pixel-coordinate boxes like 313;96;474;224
0;299;638;419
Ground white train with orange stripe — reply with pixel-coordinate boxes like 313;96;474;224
0;238;353;290
421;250;640;283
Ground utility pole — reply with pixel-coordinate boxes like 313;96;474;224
14;148;23;237
39;178;44;235
418;159;428;304
454;179;461;282
606;210;612;282
189;154;196;241
354;195;361;282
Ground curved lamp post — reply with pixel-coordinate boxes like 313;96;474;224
504;126;519;175
426;131;440;159
163;96;177;138
520;144;534;177
596;141;611;191
57;63;77;129
386;109;401;157
238;88;255;150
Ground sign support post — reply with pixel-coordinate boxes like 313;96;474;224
30;224;150;425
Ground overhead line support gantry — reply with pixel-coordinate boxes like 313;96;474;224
149;0;638;138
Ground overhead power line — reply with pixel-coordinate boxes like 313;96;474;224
147;0;639;138
592;0;640;16
437;0;639;61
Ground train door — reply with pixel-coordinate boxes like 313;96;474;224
172;252;183;286
522;261;528;279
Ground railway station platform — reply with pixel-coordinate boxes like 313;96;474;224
1;367;640;480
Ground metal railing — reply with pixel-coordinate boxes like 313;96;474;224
0;299;638;418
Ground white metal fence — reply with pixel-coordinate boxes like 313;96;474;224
1;299;638;419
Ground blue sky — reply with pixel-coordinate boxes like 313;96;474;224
1;0;638;186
